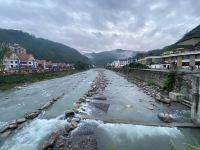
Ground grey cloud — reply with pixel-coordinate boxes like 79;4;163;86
0;0;200;53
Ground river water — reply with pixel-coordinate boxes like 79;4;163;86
0;70;98;150
0;69;200;150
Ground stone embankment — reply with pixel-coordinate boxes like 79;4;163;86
0;94;65;142
42;72;109;150
125;74;190;124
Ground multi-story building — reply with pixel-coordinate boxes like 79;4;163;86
9;43;26;54
3;53;19;71
16;53;37;71
138;37;200;70
3;44;37;72
110;58;136;68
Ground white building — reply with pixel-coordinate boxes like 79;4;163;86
3;44;37;72
110;58;135;68
3;53;19;71
9;43;26;54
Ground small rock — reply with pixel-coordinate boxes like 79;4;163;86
71;121;78;128
155;94;161;101
0;130;11;139
42;133;59;150
16;118;26;124
41;102;52;110
52;98;57;102
158;113;173;123
71;117;81;123
162;97;171;104
8;123;18;129
93;96;107;100
0;126;9;133
24;112;39;119
65;110;75;117
147;106;154;110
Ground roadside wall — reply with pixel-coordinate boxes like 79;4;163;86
128;69;193;102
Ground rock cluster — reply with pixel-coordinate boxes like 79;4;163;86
42;71;108;149
0;94;64;141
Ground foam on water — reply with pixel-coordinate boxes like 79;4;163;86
0;118;67;150
0;121;8;130
96;123;184;150
79;119;185;150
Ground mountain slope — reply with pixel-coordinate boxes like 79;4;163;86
0;28;90;63
85;49;138;66
136;24;200;58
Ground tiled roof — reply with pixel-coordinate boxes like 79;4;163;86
16;53;33;61
36;60;46;65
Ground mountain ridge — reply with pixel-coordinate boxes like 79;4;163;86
0;28;90;63
85;49;139;66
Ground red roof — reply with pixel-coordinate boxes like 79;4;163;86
16;53;33;61
36;60;46;65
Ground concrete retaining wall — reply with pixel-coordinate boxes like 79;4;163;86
128;69;193;102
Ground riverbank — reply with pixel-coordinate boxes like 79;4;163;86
43;69;199;150
0;69;79;91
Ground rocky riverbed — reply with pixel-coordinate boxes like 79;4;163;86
42;69;195;150
0;69;199;150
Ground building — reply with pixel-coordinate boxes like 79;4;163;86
138;37;200;70
138;56;161;66
110;58;136;68
3;44;37;72
3;53;19;71
9;43;26;54
36;60;47;70
16;53;37;72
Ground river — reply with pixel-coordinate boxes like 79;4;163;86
0;69;200;150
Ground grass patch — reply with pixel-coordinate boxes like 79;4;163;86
0;70;78;91
147;80;156;86
163;71;177;92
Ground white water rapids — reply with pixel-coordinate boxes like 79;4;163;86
0;118;67;150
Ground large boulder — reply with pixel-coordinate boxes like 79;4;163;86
158;113;173;123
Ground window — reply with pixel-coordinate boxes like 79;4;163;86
182;55;189;60
29;62;32;64
10;61;13;63
10;65;13;68
195;54;200;59
182;62;189;66
15;61;18;64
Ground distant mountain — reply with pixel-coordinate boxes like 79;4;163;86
135;24;200;58
0;28;90;63
85;49;139;66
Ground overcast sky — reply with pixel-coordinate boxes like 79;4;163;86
0;0;200;53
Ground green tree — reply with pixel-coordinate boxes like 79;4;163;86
74;61;89;70
0;43;12;71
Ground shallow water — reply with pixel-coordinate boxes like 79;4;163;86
0;70;97;123
0;118;67;150
0;70;98;150
0;69;200;150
